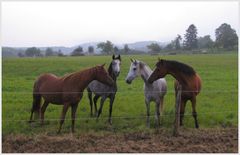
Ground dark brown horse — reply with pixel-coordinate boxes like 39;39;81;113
29;64;114;133
148;59;201;128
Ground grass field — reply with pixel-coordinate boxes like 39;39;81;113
2;53;238;135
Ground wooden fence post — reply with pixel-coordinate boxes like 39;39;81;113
173;84;182;136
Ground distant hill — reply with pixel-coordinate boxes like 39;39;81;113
2;41;168;57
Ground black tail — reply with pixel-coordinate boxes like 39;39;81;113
29;82;41;122
87;87;93;116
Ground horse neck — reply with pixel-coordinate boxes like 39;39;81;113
140;63;152;84
166;63;191;85
108;63;117;82
72;67;96;90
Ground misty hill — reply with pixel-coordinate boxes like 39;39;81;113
2;41;167;57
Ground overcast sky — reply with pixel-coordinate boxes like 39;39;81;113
1;1;239;47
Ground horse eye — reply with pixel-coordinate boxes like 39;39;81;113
133;68;137;71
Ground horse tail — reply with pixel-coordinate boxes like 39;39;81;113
29;81;41;122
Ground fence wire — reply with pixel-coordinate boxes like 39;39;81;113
2;110;236;122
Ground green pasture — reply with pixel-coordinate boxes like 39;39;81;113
2;53;238;135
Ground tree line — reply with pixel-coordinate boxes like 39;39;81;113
147;23;238;54
17;22;238;57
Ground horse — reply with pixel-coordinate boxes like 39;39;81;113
87;55;121;124
29;64;114;133
125;59;167;128
148;58;201;128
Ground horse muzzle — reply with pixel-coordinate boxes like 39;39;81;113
125;79;132;84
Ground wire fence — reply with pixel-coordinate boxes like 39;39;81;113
2;90;238;94
2;110;236;122
2;89;237;131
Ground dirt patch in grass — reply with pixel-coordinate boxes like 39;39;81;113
2;127;238;153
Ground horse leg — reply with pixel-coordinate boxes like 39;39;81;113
97;96;107;121
71;103;79;133
145;99;150;128
87;89;93;117
180;99;187;126
160;96;164;116
40;101;49;125
108;95;115;125
29;108;34;123
93;95;100;117
155;100;160;128
57;103;70;134
191;96;199;128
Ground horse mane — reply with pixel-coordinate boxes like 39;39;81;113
61;67;96;81
108;62;113;76
164;60;196;76
139;61;152;72
108;62;117;81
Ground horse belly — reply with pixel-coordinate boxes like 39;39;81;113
89;81;115;97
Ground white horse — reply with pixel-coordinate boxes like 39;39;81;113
125;59;167;127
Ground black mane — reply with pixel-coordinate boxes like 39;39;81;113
165;60;196;76
108;62;115;81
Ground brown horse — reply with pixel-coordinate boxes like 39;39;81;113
29;64;114;133
148;59;201;128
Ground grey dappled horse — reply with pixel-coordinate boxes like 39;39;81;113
87;55;121;124
125;59;167;128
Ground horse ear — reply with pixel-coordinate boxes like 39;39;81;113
112;54;115;60
101;63;106;67
117;55;121;60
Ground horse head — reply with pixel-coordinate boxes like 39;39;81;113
110;54;121;77
148;58;167;84
125;58;141;84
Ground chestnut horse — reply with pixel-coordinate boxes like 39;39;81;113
29;64;114;133
148;59;201;128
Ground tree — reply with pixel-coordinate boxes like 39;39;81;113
175;34;182;50
197;35;214;49
57;49;64;56
114;46;119;54
164;40;175;51
45;48;54;56
97;40;114;54
18;52;25;57
25;47;42;57
71;46;84;56
147;43;161;53
88;46;94;54
215;23;238;50
183;24;198;50
123;44;130;54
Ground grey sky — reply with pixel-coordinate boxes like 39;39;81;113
1;1;239;47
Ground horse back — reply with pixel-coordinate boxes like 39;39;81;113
35;73;64;104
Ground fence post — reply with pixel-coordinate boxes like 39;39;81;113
173;84;182;136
